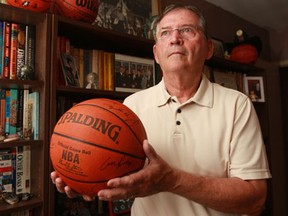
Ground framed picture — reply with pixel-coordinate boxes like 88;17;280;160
60;53;80;87
244;76;265;102
211;38;225;58
93;0;156;39
115;53;155;93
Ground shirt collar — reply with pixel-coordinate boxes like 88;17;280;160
156;74;213;108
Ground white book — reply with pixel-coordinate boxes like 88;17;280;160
28;91;39;140
15;145;31;194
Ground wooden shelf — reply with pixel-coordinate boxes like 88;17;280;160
206;56;264;73
56;85;130;101
0;197;42;215
54;15;154;58
0;79;44;90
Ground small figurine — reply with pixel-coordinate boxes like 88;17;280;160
19;64;34;80
86;72;98;89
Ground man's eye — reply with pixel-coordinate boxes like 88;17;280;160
161;30;169;36
182;27;193;33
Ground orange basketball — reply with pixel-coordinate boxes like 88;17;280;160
230;44;258;65
55;0;99;23
6;0;51;12
50;98;147;196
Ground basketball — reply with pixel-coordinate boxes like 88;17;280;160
50;98;147;196
230;44;258;65
6;0;51;12
55;0;99;23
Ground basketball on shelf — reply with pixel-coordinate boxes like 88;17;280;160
55;0;99;23
230;44;258;65
50;98;147;196
6;0;51;12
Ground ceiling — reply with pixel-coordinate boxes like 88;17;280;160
204;0;288;31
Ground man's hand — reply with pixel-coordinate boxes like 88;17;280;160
97;140;176;201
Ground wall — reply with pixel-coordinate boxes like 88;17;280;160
270;26;288;63
160;0;287;215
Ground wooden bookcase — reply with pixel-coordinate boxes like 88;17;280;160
0;3;51;216
48;14;155;216
0;3;271;215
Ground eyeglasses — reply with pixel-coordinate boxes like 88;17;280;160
158;25;203;41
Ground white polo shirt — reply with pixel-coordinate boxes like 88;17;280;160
123;75;271;216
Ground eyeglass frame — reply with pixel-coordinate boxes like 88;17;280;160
156;25;205;41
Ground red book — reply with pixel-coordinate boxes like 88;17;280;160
9;23;18;80
3;22;11;79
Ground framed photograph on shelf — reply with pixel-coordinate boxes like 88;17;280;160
211;38;225;58
115;53;155;93
60;53;80;87
244;76;265;102
93;0;156;39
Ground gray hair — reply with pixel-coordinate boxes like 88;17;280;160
151;4;209;41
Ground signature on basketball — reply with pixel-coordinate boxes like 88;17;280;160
106;104;140;126
99;155;132;171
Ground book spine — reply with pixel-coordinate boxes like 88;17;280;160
0;21;4;78
0;90;6;136
0;151;13;192
23;145;31;193
15;146;24;194
98;50;104;90
16;24;26;79
25;25;35;72
29;91;39;140
17;89;24;137
22;89;32;140
79;48;85;87
3;21;11;79
9;23;18;80
5;90;10;135
16;145;31;194
9;89;18;135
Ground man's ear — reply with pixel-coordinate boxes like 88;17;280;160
153;44;160;64
206;39;214;60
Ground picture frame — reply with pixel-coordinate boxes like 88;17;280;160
93;0;157;39
244;76;265;102
60;53;80;87
115;53;155;93
211;38;225;58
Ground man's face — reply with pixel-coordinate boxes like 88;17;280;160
153;8;213;75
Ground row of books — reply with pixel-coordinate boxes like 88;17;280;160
0;89;39;140
0;20;35;80
0;146;30;194
58;36;156;93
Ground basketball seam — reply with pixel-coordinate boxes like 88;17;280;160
75;102;145;148
52;131;146;160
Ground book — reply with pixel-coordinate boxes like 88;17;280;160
22;89;32;140
3;21;11;79
0;149;13;192
9;23;18;80
16;24;26;79
17;89;24;136
0;21;4;78
28;91;39;140
78;48;85;87
83;49;92;87
5;90;10;135
25;25;35;73
9;89;18;135
15;145;31;194
103;51;115;91
0;90;6;136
